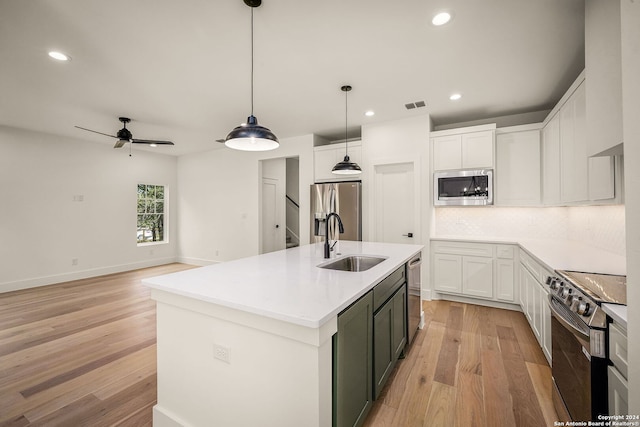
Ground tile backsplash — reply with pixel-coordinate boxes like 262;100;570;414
434;205;626;256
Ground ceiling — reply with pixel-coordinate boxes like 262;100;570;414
0;0;585;156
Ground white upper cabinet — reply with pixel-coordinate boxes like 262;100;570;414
313;141;362;182
585;0;623;157
431;125;495;171
495;126;541;206
542;113;561;205
540;73;616;205
560;81;589;203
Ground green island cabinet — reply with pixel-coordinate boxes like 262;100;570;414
333;265;408;427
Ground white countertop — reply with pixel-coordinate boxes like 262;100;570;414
431;235;627;325
602;304;627;330
431;235;626;275
144;241;423;329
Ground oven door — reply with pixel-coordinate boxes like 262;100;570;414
549;295;607;421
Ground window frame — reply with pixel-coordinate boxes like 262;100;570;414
136;183;168;246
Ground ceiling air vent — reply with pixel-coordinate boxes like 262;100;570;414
405;100;427;110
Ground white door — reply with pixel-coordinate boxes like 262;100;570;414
374;162;416;244
261;158;286;254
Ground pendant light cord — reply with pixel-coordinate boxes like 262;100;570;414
250;6;254;116
344;88;348;156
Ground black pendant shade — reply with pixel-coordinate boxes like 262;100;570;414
224;0;279;151
332;155;362;174
224;115;279;151
332;85;362;175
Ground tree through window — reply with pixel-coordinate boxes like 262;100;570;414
137;184;165;243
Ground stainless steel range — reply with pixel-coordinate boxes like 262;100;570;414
546;270;627;421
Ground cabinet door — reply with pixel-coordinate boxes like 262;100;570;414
314;147;338;182
433;135;462;170
519;263;528;310
373;299;393;399
608;366;629;416
495;130;541;206
541;291;552;363
462;131;494;169
560;82;589;203
462;256;493;299
530;273;542;343
334;291;373;427
373;286;406;399
542;112;561;205
589;156;615;201
433;254;462;294
496;259;515;302
392;285;407;360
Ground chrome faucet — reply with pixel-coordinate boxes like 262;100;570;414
324;212;345;259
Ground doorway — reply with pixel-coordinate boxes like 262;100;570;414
260;157;300;254
373;162;417;244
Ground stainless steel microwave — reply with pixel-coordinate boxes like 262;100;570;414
434;169;493;206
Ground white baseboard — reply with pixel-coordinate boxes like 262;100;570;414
0;257;179;294
431;292;522;312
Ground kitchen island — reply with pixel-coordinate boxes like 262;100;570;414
144;241;423;427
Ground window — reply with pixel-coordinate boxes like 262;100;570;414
137;184;165;244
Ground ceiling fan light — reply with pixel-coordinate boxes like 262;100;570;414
332;155;362;175
224;115;279;151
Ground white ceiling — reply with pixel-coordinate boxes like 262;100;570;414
0;0;585;156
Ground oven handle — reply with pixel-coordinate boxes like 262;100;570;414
548;294;590;341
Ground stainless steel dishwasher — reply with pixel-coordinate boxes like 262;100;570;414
407;253;422;344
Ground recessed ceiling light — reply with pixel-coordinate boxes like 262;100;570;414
432;12;452;26
365;110;375;117
48;51;70;61
449;93;462;101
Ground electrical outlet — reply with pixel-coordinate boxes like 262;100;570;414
71;258;78;266
213;344;230;364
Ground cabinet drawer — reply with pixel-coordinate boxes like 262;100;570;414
608;365;628;416
609;322;628;379
432;241;493;258
373;266;405;312
496;244;515;259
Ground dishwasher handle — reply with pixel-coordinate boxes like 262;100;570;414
408;257;422;269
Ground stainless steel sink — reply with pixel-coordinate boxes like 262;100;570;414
318;255;387;272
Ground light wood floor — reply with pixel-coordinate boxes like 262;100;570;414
0;264;557;426
364;299;558;427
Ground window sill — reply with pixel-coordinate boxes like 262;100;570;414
137;241;169;247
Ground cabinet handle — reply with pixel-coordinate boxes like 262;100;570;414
403;233;413;238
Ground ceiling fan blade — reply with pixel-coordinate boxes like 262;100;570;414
74;126;117;138
114;139;128;148
131;139;174;145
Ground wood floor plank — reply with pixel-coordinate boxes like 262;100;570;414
481;349;517;427
526;361;559;426
423;381;457;427
1;271;556;426
454;372;486;427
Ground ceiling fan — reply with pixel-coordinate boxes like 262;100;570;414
75;117;175;149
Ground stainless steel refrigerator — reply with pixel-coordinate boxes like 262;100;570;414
310;182;362;243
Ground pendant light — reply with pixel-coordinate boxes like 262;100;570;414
224;0;279;151
332;85;362;175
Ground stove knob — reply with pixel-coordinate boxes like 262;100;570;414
576;300;591;316
548;278;560;291
567;294;576;307
560;287;571;299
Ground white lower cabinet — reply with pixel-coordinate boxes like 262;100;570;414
608;321;628;416
432;241;517;304
518;250;552;363
462;256;493;298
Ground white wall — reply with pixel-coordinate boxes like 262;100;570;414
434;205;626;256
176;135;314;265
0;126;178;292
621;0;640;412
361;114;431;296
